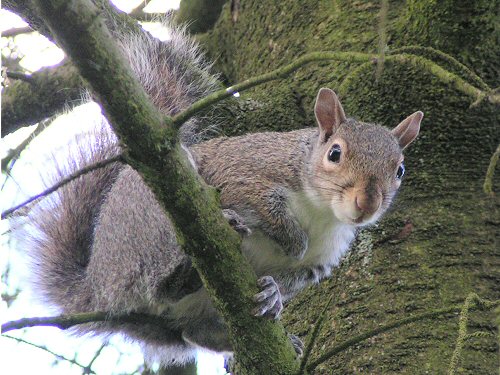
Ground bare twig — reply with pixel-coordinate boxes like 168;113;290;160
172;52;499;128
2;116;54;173
1;26;33;37
299;295;335;373
1;311;175;334
389;46;491;92
448;293;491;375
1;154;124;219
5;71;34;83
2;335;93;372
83;342;107;374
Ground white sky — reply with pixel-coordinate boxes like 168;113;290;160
1;1;226;374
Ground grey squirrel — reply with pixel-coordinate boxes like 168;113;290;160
21;20;423;367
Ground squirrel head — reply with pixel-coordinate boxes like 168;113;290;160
309;88;423;226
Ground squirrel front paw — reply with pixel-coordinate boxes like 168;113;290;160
288;333;304;357
252;276;283;319
222;209;252;236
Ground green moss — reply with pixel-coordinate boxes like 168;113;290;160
205;1;499;373
175;0;227;34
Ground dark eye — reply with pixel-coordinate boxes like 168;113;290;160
396;163;405;179
328;144;342;163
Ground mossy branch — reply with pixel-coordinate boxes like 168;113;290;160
172;51;499;128
389;46;491;91
305;296;499;373
448;293;494;375
483;143;500;196
32;1;298;374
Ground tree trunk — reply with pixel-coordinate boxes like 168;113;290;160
200;0;499;373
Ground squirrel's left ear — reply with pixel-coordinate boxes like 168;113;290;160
392;111;423;149
314;88;347;142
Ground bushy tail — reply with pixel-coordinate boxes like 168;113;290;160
23;20;219;313
116;20;220;144
26;129;122;312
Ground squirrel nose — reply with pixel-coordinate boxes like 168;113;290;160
355;194;381;215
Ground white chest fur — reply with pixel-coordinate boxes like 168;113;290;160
242;190;355;277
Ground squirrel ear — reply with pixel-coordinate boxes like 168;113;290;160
391;111;423;149
314;88;347;142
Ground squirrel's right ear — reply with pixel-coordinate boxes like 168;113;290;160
314;88;346;142
391;111;423;149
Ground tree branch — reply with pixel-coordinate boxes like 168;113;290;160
1;61;83;136
1;311;174;333
483;143;500;196
32;1;298;374
1;154;124;219
3;0;53;40
1;26;33;37
172;52;499;128
5;70;34;83
2;116;52;172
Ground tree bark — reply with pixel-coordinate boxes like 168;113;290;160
1;61;83;137
201;0;499;373
32;0;298;374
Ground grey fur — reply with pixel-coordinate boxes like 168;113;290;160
20;21;422;367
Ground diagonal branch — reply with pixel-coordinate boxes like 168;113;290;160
1;26;33;37
1;311;176;333
1;154;124;219
32;1;298;374
172;52;499;128
483;143;500;196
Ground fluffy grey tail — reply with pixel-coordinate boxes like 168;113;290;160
23;21;218;313
115;20;220;144
26;129;122;312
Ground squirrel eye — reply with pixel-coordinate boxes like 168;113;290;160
328;144;342;163
396;163;405;179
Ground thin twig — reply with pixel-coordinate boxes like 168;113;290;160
83;342;108;374
1;154;124;219
1;26;33;37
376;0;389;81
172;51;499;128
2;335;93;372
389;46;491;92
1;311;175;334
305;297;499;373
483;143;500;196
447;293;487;375
299;295;335;373
5;71;34;83
2;116;54;172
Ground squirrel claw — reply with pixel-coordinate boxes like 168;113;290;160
252;276;283;319
222;209;252;236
